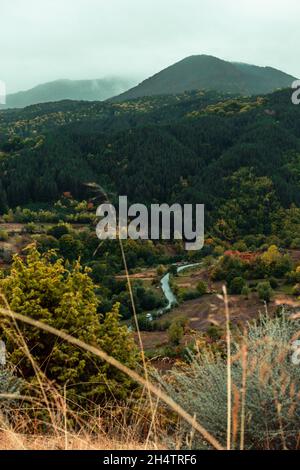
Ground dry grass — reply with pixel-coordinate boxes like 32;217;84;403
0;383;167;450
0;305;224;450
0;431;154;451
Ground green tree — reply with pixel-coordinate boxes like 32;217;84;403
217;169;279;237
157;265;165;277
36;234;59;253
292;284;300;296
257;281;273;303
261;245;281;266
168;321;184;346
59;234;83;261
0;249;139;402
169;265;178;276
229;277;246;295
0;230;8;242
241;285;251;299
47;223;70;239
196;281;208;296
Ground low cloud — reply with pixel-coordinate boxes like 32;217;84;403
1;0;299;93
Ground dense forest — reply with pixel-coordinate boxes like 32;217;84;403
0;87;300;241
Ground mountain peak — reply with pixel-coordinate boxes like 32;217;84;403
112;55;296;102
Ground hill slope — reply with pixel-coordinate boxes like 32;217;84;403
1;78;136;109
113;55;296;101
1;88;300;239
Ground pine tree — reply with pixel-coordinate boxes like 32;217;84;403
0;248;140;402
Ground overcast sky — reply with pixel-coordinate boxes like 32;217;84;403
1;0;299;93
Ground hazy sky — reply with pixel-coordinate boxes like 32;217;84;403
1;0;300;93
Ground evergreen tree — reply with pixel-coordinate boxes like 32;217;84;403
0;249;140;402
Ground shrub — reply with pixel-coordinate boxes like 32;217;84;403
260;246;292;278
135;314;153;331
140;290;164;311
257;281;273;303
232;241;247;252
157;265;166;276
59;234;83;261
241;285;251;299
0;365;22;396
169;265;178;276
290;238;300;249
292;284;300;296
36;234;59;253
0;366;23;417
211;255;245;282
47;224;70;239
285;270;300;284
157;315;300;449
269;277;278;289
229;277;246;295
196;281;208;296
168;321;184;346
206;324;223;341
213;245;225;257
179;289;198;302
0;248;13;263
24;222;38;234
0;249;140;403
0;229;8;241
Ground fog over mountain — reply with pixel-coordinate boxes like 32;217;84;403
1;0;300;94
0;78;136;109
1;55;296;109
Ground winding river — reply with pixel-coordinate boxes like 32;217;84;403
152;263;201;319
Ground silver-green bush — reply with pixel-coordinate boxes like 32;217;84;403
157;313;300;449
0;367;23;415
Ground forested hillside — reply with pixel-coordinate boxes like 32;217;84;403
0;87;300;240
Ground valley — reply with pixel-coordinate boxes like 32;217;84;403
2;0;300;452
2;73;300;450
2;214;300;367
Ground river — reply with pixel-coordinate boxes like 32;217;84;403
146;262;201;320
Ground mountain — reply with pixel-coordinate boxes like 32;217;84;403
112;55;296;101
3;56;295;109
1;78;136;109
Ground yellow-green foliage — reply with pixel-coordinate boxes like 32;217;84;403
0;248;140;402
186;97;264;118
